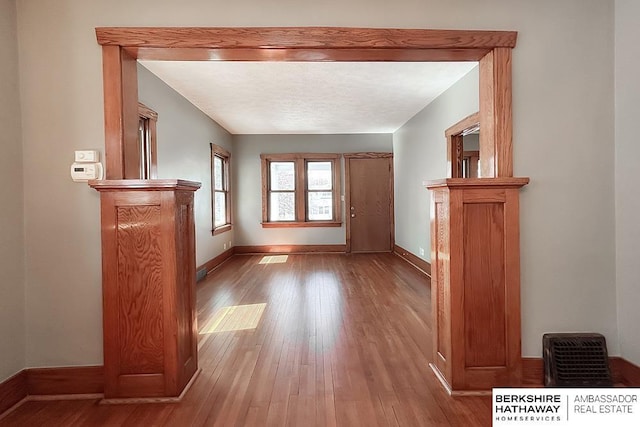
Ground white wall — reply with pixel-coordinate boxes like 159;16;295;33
0;0;26;381
233;134;392;246
615;0;640;366
394;67;479;262
138;65;234;267
14;0;617;367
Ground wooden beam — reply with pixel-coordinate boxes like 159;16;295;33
96;27;517;52
479;48;513;177
101;46;140;179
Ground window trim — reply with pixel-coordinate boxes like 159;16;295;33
138;102;158;179
211;143;232;235
260;153;342;228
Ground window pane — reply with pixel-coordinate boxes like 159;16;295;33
307;161;332;190
214;191;226;227
270;192;295;221
308;191;333;221
270;162;295;191
213;156;224;191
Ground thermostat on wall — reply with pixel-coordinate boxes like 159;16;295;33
70;162;104;182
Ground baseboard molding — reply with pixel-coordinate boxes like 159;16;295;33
522;357;544;386
0;370;27;418
234;244;346;254
26;365;104;395
0;366;104;418
610;357;640;386
197;247;235;277
522;356;640;387
393;244;431;277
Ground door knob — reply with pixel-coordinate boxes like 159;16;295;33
351;213;356;218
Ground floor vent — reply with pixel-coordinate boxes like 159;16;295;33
543;333;612;387
196;268;208;282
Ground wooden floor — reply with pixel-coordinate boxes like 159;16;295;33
1;253;491;426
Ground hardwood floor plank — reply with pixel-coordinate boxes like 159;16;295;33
2;253;492;426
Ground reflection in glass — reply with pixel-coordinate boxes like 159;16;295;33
270;192;295;221
214;192;226;227
270;162;295;191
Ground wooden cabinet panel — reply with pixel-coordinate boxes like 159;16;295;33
90;179;201;399
463;202;506;368
426;178;528;393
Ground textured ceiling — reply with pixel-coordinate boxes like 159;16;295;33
138;61;477;135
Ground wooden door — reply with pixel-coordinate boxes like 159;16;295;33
345;154;394;252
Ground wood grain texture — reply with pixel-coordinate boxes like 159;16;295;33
0;371;27;418
90;180;200;398
101;46;139;180
97;27;516;186
479;48;513;178
393;244;431;276
2;253;494;426
234;245;346;254
26;366;104;395
345;156;393;253
426;179;527;392
127;46;495;62
117;205;165;375
96;26;517;50
463;202;506;367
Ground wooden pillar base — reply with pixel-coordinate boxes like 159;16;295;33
426;178;528;393
90;179;201;399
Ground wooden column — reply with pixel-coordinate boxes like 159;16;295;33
101;46;140;179
89;179;201;400
426;178;528;394
479;48;513;178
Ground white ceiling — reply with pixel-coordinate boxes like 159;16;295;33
138;61;477;135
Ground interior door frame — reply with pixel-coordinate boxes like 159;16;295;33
95;26;516;179
445;112;480;178
344;152;394;253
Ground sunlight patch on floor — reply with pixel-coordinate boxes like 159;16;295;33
200;303;267;334
259;255;289;265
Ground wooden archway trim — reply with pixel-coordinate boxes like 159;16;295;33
95;26;516;178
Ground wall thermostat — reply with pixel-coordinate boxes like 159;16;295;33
71;150;103;182
71;162;104;182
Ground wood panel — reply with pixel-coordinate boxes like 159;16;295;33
479;48;513;178
101;46;139;179
427;178;527;393
346;156;393;253
0;371;27;418
26;366;104;395
1;253;495;426
234;245;345;254
393;244;431;276
96;26;517;51
90;180;200;399
116;205;165;375
463;202;506;367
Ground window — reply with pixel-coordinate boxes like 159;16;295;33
211;144;232;235
138;102;158;179
260;153;341;227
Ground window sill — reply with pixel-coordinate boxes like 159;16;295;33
212;224;232;235
261;221;342;228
